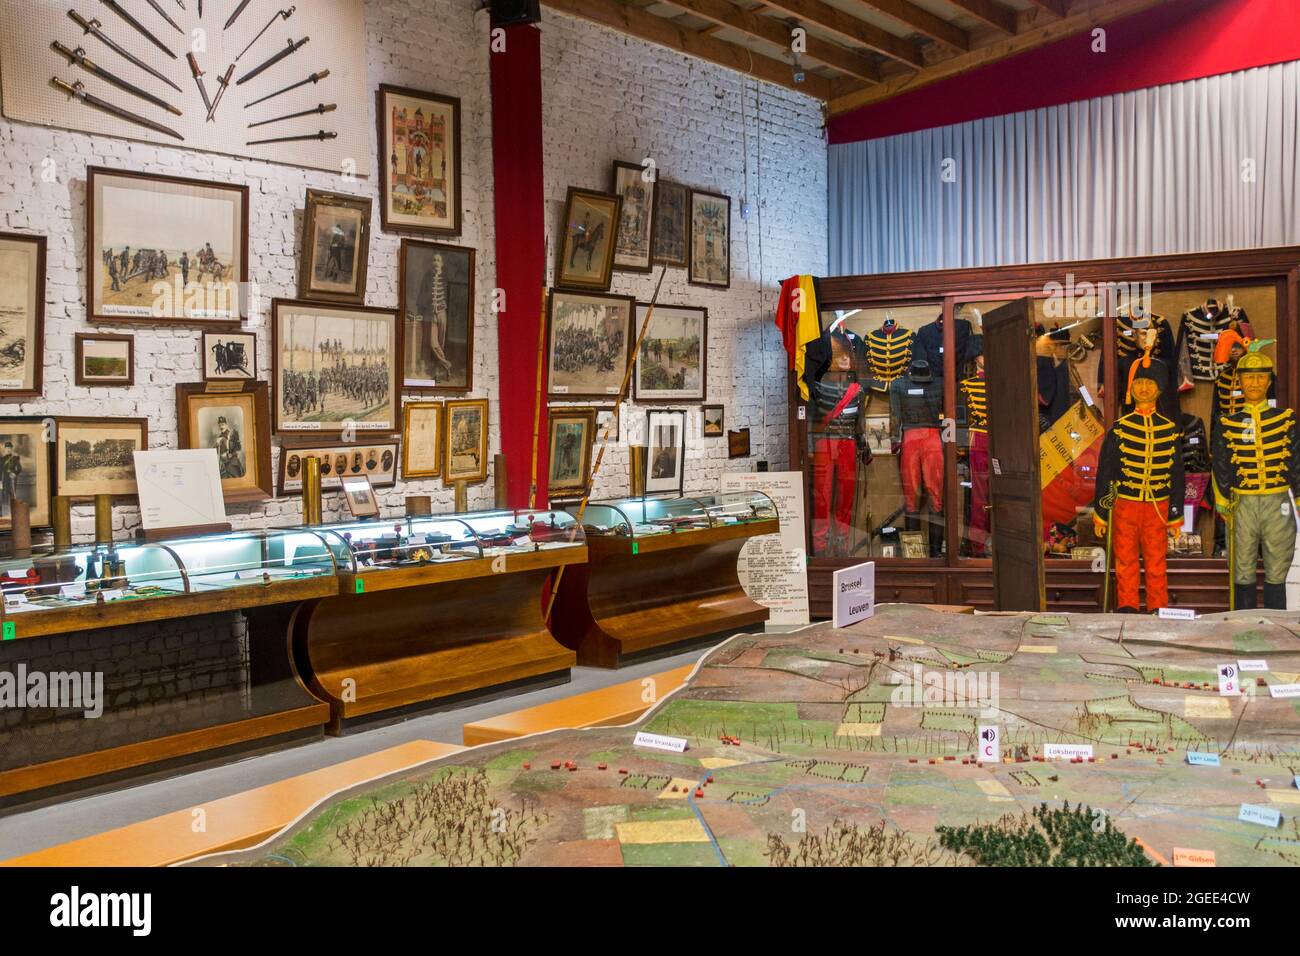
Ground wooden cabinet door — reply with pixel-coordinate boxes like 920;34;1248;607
983;299;1045;611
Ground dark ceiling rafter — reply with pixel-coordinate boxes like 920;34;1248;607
939;0;1018;34
757;0;926;68
851;0;969;51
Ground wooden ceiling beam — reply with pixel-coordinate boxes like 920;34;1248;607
1024;0;1071;16
757;0;926;68
661;0;882;82
853;0;969;51
940;0;1018;34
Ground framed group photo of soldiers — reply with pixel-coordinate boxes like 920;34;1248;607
0;232;45;399
399;240;475;392
74;333;134;387
555;187;621;292
278;437;399;497
299;189;373;305
633;303;706;402
271;299;399;437
0;419;51;530
546;290;634;399
547;407;595;497
377;84;462;238
202;331;257;382
176;382;273;503
86;168;248;325
54;417;148;499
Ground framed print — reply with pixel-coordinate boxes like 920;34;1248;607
546;290;634;399
74;333;133;387
645;409;685;496
444;398;488;484
341;474;380;519
547;407;595;496
55;417;148;498
0;233;45;398
634;304;707;401
596;407;620;442
688;189;730;289
400;240;475;392
202;331;256;381
900;531;927;559
377;84;462;237
271;299;398;436
87;167;248;324
728;427;751;459
611;161;656;273
702;404;724;438
652;180;688;268
401;401;443;479
865;415;892;456
176;382;273;503
0;419;51;529
278;438;399;496
555;187;621;292
299;189;372;304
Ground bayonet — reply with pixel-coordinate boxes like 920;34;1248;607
236;36;308;85
248;101;334;128
143;0;185;35
238;6;295;62
244;68;329;109
52;41;183;116
100;0;177;59
224;0;254;29
52;76;184;140
205;62;236;121
68;10;183;94
247;128;336;146
186;52;213;114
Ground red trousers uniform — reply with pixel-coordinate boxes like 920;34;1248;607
968;430;990;556
813;437;856;553
1112;497;1171;611
901;428;944;514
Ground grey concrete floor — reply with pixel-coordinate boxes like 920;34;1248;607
0;644;715;861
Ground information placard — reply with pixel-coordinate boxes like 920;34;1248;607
721;471;810;628
134;449;227;531
832;561;875;628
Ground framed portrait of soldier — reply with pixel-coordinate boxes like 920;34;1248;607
86;168;248;325
644;409;685;496
271;299;398;437
202;331;257;381
546;290;634;399
377;84;462;238
611;161;656;273
651;180;688;268
0;233;45;398
443;398;488;484
401;401;443;480
341;474;381;519
399;240;475;392
555;188;621;292
0;419;51;530
547;407;595;497
298;190;372;304
633;304;706;402
54;417;148;499
688;189;730;290
74;333;134;387
176;382;272;503
278;437;399;496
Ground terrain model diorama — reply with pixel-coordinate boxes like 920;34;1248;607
207;605;1300;867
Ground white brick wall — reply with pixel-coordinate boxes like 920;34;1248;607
0;0;826;541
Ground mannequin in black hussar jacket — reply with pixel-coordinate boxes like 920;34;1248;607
912;313;973;378
804;326;871;556
891;358;945;557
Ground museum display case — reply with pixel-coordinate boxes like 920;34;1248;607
551;492;778;667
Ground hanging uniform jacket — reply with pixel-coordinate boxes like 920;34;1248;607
1094;408;1185;525
1180;414;1211;474
912;318;973;376
959;375;987;435
865;325;915;393
1177;302;1236;382
1036;356;1072;432
1103;314;1177;398
810;373;866;440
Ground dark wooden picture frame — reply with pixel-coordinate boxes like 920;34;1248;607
74;333;134;387
633;303;708;402
401;400;444;479
555;187;622;292
702;404;725;437
546;289;635;400
688;188;731;290
727;427;751;459
0;232;46;399
443;397;489;484
277;436;400;496
547;406;596;496
298;189;373;304
341;474;381;519
176;381;273;503
86;167;249;326
376;84;462;238
202;330;257;381
652;180;689;268
645;408;686;496
611;160;657;274
399;239;476;393
0;417;53;529
54;416;149;499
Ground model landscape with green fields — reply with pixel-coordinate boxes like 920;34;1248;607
210;606;1300;867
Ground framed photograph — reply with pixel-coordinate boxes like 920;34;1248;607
401;401;443;479
299;189;372;304
546;290;633;399
611;161;656;273
555;187;621;292
278;438;399;496
444;398;488;484
547;407;595;496
688;189;731;289
377;84;462;237
202;331;256;381
728;427;751;459
652;180;688;268
74;333;133;387
176;382;273;503
900;531;927;559
645;409;685;496
55;418;148;499
596;407;620;443
400;240;475;392
702;404;724;438
341;474;380;519
0;419;51;529
865;415;892;456
86;167;248;324
0;233;45;398
271;299;398;436
634;304;706;402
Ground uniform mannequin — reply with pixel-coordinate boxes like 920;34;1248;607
960;339;989;556
891;358;945;557
806;328;871;555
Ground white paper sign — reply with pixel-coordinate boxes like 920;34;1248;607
633;731;688;753
978;725;1001;763
721;471;810;628
1269;684;1300;698
134;449;228;531
832;562;875;628
1239;804;1282;828
1043;743;1093;760
1218;663;1241;697
1158;607;1197;620
1238;659;1269;672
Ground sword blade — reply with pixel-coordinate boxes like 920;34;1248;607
243;68;329;109
225;0;254;29
69;10;184;93
144;0;184;33
247;129;336;146
54;43;183;116
236;36;308;85
52;77;183;140
247;102;334;128
100;0;177;59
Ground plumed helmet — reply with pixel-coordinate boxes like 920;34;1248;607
1237;339;1276;375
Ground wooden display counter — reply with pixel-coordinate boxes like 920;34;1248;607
550;521;775;668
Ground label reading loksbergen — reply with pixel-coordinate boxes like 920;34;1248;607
832;561;875;628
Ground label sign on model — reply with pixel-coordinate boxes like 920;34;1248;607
832;561;875;628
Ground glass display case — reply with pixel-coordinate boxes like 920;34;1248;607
572;492;777;538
